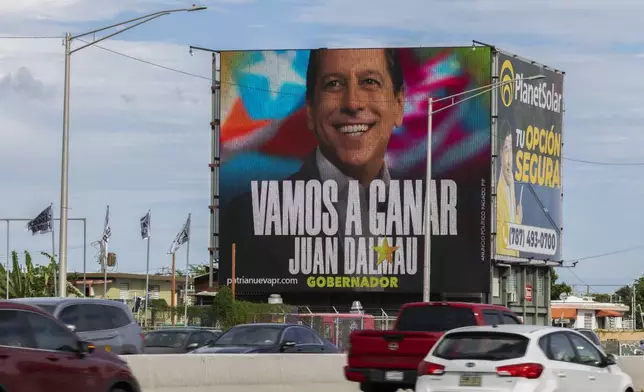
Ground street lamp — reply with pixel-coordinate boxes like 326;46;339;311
57;5;207;298
422;74;546;303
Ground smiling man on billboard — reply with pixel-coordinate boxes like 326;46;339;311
303;48;405;187
221;47;410;291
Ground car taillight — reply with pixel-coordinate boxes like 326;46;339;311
418;361;445;376
496;363;543;379
140;333;145;341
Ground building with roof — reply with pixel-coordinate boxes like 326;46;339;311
551;294;631;330
68;272;194;307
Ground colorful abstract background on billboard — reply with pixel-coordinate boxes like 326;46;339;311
218;47;492;294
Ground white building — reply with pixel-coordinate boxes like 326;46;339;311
551;295;631;330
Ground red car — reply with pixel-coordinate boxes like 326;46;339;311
345;301;523;392
0;300;140;392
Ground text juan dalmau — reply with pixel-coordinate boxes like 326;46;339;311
250;179;459;276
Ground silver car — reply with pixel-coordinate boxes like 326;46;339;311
10;297;144;354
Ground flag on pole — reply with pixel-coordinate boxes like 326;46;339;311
167;214;190;254
26;204;53;235
140;211;151;240
102;205;111;243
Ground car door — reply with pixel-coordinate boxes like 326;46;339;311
24;310;102;392
186;332;209;352
279;327;300;352
292;327;326;353
0;309;41;392
61;304;122;353
539;332;598;392
566;332;617;391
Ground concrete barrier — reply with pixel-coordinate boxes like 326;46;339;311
122;354;644;392
122;353;360;392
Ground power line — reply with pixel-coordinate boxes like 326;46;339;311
76;38;210;80
563;157;644;166
566;244;644;263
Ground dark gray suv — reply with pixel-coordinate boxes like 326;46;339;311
11;297;144;355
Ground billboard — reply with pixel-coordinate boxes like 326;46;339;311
218;47;492;294
495;52;564;262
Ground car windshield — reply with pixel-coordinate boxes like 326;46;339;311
214;326;282;346
144;331;189;348
433;331;529;361
396;306;477;332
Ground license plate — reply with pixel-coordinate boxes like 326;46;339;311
104;345;112;352
459;374;482;387
384;371;404;382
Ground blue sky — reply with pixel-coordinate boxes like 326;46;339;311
1;0;644;294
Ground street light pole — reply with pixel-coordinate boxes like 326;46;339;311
422;74;545;303
57;5;207;298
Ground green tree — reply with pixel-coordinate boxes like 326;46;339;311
592;293;612;303
0;250;83;298
550;267;572;300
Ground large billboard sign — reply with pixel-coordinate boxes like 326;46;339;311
218;47;492;294
495;52;564;262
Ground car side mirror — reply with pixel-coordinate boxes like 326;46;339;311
280;340;296;351
66;324;76;332
78;341;95;356
187;342;199;350
605;353;617;366
205;339;215;347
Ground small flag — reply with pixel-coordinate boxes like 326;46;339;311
140;211;151;240
26;204;53;235
168;214;191;254
102;205;111;243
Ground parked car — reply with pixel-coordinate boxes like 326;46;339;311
10;297;144;354
415;324;634;392
0;300;140;392
344;301;523;392
143;328;221;354
574;327;604;350
191;323;340;354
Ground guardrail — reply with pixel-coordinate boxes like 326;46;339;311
122;354;644;392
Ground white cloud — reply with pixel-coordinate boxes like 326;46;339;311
0;34;213;274
296;0;644;46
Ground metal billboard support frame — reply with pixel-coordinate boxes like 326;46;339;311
190;45;221;289
2;217;87;298
489;47;500;305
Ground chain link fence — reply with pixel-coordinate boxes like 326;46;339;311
602;339;644;356
137;304;399;350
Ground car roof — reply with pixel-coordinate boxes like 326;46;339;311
444;324;571;338
0;300;52;315
401;301;513;311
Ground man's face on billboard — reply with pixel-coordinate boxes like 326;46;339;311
306;49;405;179
502;133;513;182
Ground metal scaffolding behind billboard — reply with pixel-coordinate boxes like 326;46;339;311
208;52;221;288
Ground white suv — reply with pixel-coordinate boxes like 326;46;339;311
415;324;633;392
